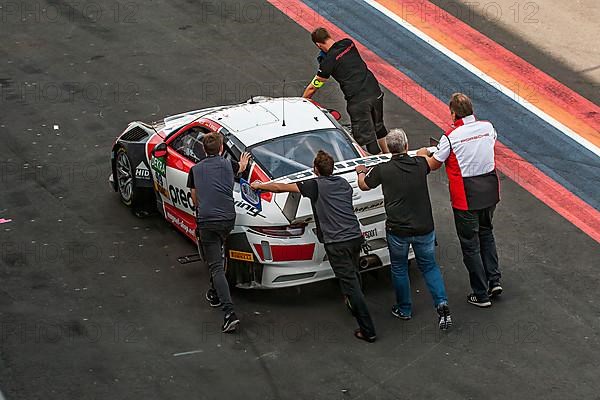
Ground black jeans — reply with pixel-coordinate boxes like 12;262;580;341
347;92;387;154
453;206;501;300
197;220;235;314
325;237;376;338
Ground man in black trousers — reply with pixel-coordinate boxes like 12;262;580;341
251;150;377;342
418;93;502;308
187;132;250;332
303;27;389;155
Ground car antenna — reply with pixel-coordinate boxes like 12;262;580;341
281;80;286;127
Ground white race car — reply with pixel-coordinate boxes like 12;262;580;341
110;97;413;288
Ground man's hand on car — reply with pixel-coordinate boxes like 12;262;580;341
238;152;252;173
250;180;264;190
416;147;431;157
355;165;368;175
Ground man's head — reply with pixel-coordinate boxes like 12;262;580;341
202;132;223;156
449;93;474;121
311;27;335;52
386;128;409;154
313;150;334;177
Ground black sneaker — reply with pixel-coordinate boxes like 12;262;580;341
205;288;222;308
354;328;377;343
467;293;492;308
222;312;240;333
391;306;411;320
436;303;453;330
489;283;503;299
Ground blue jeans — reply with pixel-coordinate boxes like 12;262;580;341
387;230;448;316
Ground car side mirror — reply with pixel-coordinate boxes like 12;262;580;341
152;142;167;158
329;109;342;121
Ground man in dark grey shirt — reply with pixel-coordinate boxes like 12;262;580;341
252;150;376;342
187;132;250;333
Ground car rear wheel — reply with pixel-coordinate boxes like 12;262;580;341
115;147;136;207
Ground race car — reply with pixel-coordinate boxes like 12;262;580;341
110;96;414;288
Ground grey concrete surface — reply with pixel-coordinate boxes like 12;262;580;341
0;1;599;399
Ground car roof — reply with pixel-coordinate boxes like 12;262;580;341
203;97;337;147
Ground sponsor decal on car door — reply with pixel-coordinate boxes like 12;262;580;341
164;149;195;215
150;155;170;201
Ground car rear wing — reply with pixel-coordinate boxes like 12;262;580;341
272;154;394;223
272;154;393;184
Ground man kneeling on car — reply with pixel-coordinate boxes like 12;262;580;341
251;150;377;343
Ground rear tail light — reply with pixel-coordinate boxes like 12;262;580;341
250;224;307;237
260;191;273;202
249;164;273;202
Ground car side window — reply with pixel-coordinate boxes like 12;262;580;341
171;127;207;163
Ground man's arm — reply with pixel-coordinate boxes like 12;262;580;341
190;188;197;208
417;134;450;171
302;76;328;99
355;165;371;191
356;164;381;191
416;148;444;171
251;181;300;193
186;172;197;208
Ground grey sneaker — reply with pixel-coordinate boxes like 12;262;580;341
436;303;453;330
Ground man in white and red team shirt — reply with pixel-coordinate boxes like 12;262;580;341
418;93;502;308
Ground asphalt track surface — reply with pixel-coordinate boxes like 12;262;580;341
1;1;599;399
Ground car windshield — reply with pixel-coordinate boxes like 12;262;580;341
250;129;359;179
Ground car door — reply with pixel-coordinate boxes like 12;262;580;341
163;125;208;215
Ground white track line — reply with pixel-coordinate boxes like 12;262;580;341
173;349;204;357
362;0;600;157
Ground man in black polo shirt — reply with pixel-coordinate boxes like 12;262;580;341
356;129;452;330
187;132;250;333
251;150;377;343
303;27;389;155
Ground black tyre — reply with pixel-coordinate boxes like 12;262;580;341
115;147;137;207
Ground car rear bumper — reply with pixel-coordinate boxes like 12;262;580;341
240;244;415;289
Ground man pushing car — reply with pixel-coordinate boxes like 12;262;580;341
251;150;377;343
303;27;389;155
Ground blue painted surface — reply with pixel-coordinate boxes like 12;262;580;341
302;0;600;210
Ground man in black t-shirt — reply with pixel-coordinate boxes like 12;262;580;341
251;150;377;343
302;27;389;155
187;132;250;333
356;129;452;330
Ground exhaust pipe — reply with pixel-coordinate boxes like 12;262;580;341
359;255;380;270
